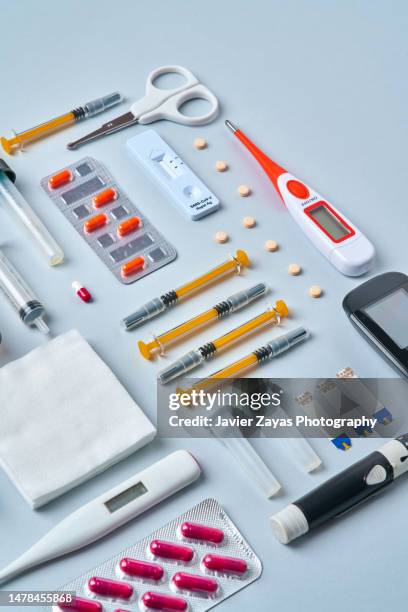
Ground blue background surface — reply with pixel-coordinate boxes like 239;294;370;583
0;1;407;610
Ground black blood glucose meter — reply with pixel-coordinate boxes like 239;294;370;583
343;272;408;378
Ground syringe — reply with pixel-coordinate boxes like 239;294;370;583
177;328;310;395
158;300;288;384
0;250;49;333
139;282;267;360
1;93;123;154
122;250;250;331
0;160;64;266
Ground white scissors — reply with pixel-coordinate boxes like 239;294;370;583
67;65;219;150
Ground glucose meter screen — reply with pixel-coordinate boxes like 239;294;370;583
308;205;349;240
105;481;148;513
364;288;408;349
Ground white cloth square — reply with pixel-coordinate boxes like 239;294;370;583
0;329;156;508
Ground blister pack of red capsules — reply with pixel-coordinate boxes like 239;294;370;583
51;498;262;612
41;157;177;284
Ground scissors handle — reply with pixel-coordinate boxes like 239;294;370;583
139;84;219;126
131;65;219;127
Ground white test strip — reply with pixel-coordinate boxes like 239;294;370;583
127;129;220;220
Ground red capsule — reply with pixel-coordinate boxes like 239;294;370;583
92;187;117;208
84;213;108;233
119;558;164;581
172;572;218;594
117;216;141;237
48;169;72;189
72;281;92;303
149;540;194;562
180;522;224;544
121;255;145;278
88;576;133;600
141;591;187;611
57;597;102;612
202;554;247;575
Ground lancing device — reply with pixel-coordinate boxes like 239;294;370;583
270;434;408;544
0;450;200;584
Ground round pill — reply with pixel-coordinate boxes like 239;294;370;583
288;263;301;276
214;231;228;243
194;137;207;150
215;160;228;172
309;285;323;298
238;185;251;197
243;216;256;228
265;240;278;252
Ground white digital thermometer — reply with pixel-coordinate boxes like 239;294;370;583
0;450;201;584
127;129;220;220
226;120;375;276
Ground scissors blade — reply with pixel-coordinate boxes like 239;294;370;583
67;112;138;150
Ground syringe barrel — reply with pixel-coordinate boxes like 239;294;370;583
0;250;47;328
0;171;64;266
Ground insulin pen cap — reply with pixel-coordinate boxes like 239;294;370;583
0;159;16;183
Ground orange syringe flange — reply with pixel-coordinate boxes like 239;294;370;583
138;280;267;360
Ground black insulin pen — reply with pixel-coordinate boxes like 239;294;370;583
270;434;408;544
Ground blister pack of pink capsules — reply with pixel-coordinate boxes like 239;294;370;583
51;498;262;612
41;157;177;284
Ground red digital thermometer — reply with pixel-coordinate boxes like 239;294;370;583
226;120;375;276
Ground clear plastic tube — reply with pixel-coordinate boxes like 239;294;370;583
0;173;64;266
276;437;322;473
0;250;49;333
215;436;281;498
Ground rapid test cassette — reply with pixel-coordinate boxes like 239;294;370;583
127;130;220;221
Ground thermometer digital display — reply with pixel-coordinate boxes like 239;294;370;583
226;120;375;276
104;481;148;513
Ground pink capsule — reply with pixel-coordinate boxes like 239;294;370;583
202;554;247;575
149;540;194;563
119;557;164;581
180;522;224;544
88;576;133;600
142;591;187;611
172;572;218;594
57;597;102;612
